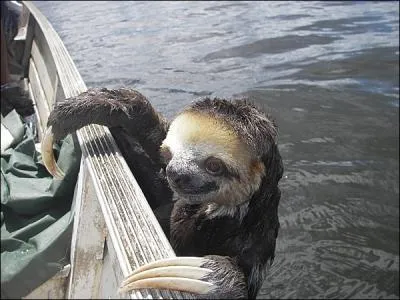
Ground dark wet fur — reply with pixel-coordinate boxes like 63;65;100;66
1;86;34;118
47;88;283;298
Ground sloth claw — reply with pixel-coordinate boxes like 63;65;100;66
41;126;65;179
119;257;216;295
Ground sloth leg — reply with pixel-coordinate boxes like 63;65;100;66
119;256;247;298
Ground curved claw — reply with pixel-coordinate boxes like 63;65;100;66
40;126;65;179
119;277;215;295
119;257;216;295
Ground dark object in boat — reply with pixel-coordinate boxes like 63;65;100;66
1;85;34;118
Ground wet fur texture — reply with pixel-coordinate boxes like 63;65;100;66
48;88;284;298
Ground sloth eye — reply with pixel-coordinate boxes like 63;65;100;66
204;157;225;176
160;147;172;163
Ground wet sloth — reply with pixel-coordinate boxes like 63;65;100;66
42;88;284;299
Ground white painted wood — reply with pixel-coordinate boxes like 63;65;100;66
98;239;130;299
77;126;183;299
67;160;108;299
30;39;56;107
27;83;43;142
21;12;34;78
28;58;50;133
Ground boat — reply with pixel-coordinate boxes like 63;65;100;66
1;1;181;298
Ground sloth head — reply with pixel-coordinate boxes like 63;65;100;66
160;97;283;206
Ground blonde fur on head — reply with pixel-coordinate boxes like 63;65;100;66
162;110;266;213
163;111;251;166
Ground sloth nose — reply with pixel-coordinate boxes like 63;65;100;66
166;167;192;187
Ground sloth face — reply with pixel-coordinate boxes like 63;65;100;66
161;111;265;206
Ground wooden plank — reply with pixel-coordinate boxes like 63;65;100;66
77;126;160;299
31;39;56;108
78;124;191;299
32;23;60;107
21;13;35;78
27;85;43;143
67;160;108;299
98;239;130;299
28;58;50;133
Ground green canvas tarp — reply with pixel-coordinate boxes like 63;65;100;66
1;109;81;298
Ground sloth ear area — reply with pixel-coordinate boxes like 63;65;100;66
262;143;283;186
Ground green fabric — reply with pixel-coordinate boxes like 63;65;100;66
1;109;81;298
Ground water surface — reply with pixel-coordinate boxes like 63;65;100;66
34;1;399;298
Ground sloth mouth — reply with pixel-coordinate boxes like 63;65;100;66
171;182;218;196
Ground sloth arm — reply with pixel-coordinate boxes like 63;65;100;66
43;87;173;210
47;87;169;164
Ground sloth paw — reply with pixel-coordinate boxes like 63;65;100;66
119;256;247;298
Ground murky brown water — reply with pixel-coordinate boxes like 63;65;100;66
35;1;399;298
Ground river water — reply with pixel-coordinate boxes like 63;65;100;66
34;1;399;298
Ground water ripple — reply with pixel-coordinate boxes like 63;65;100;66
202;35;339;61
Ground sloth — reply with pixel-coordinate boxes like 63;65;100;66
42;88;284;299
